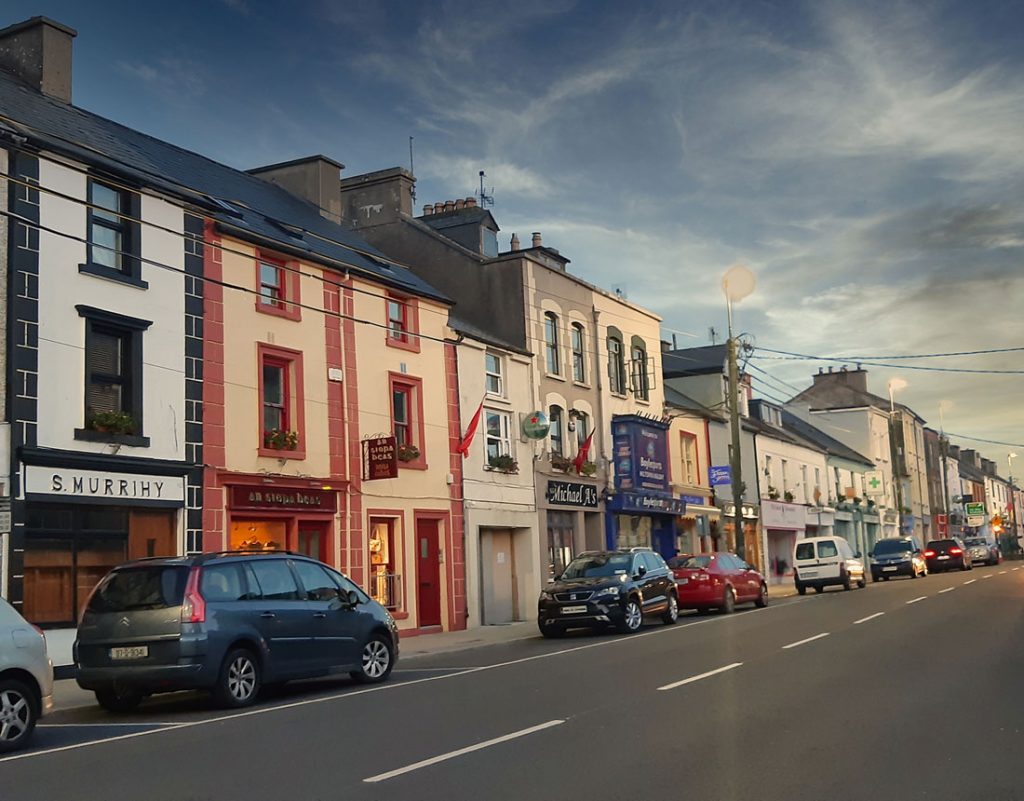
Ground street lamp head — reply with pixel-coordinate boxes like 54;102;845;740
887;378;908;394
721;264;756;303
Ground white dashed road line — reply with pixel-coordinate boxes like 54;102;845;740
939;587;955;594
658;662;744;691
906;596;927;605
999;570;1008;575
983;574;994;579
964;579;977;585
783;633;830;650
363;719;566;783
854;612;885;625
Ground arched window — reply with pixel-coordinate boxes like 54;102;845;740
544;312;560;375
607;328;625;395
549;405;564;456
630;336;649;401
571;323;586;383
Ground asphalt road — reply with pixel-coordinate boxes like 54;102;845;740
3;565;1023;801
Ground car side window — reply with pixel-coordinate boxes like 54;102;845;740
643;553;664;573
247;560;302;601
817;541;839;559
200;564;248;602
291;560;343;602
325;567;371;605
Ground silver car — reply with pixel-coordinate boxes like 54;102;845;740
964;537;1000;566
0;597;54;752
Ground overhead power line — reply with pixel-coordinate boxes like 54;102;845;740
944;432;1024;449
751;351;1024;375
755;344;1024;361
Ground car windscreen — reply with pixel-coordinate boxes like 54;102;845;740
873;539;912;555
795;543;815;561
964;538;988;547
561;554;633;579
87;566;189;613
670;555;711;569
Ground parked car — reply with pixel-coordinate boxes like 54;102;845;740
537;548;678;637
75;551;399;712
792;536;866;595
669;552;767;612
0;597;54;753
870;537;927;581
965;536;1001;566
924;538;972;573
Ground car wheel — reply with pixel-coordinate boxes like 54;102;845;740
796;582;807;596
842;571;852;591
0;679;37;753
95;683;144;714
857;576;866;589
351;634;396;684
214;647;261;708
960;559;969;571
539;623;566;638
662;594;679;625
755;583;768;608
721;587;736;613
617;598;644;633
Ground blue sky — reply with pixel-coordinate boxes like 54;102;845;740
6;0;1023;462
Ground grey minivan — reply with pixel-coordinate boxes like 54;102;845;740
75;551;399;712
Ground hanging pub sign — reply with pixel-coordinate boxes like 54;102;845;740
362;435;398;481
612;414;670;493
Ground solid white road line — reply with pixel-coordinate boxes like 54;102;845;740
37;722;181;728
363;720;565;783
906;596;927;605
964;579;977;585
782;632;830;650
853;612;885;625
657;662;744;691
938;587;955;594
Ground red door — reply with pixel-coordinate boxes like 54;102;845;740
416;519;441;627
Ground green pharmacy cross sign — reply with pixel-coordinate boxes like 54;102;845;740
868;475;881;490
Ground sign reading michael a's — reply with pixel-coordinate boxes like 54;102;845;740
547;481;599;508
25;466;185;503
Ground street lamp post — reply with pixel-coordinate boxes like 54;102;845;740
887;379;908;535
1009;453;1019;555
722;265;755;562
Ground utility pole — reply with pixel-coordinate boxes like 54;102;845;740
1009;453;1019;554
887;380;907;534
939;403;951;535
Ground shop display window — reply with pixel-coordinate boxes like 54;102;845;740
368;517;401;610
230;520;287;551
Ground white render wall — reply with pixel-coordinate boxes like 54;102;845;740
35;158;186;462
757;434;829;506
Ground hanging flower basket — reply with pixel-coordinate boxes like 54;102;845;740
550;453;574;472
397;443;420;462
783;491;795;503
264;429;299;450
579;460;597;477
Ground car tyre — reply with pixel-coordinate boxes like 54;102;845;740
539;623;566;638
721;587;736;613
796;582;807;596
617;598;644;633
0;679;38;753
662;594;679;625
95;683;144;714
351;634;396;684
842;571;852;591
214;647;261;708
857;576;866;589
755;583;768;608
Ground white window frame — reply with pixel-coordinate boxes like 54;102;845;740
485;352;504;397
484;409;513;461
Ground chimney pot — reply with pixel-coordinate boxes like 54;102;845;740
444;200;455;212
422;205;433;216
532;232;542;247
466;197;478;208
455;198;465;211
0;16;77;103
828;366;833;373
510;233;520;251
433;202;444;214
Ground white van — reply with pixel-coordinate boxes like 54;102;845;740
793;536;865;595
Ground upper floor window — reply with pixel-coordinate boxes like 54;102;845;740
391;373;425;467
485;410;513;462
574;411;591;450
608;331;626;395
255;255;300;320
544;313;561;375
259;344;305;458
630;338;649;400
485;352;504;396
83;178;144;287
549;405;564;456
680;432;698;485
386;295;420;352
571;323;586;383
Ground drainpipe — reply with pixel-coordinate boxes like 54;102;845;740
752;430;764;574
593;305;613;549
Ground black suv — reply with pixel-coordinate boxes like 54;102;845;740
537;549;678;637
75;551;399;712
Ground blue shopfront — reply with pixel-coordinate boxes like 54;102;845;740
605;415;685;560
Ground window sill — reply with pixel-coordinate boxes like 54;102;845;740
545;372;566;382
572;380;591;389
635;397;652;405
255;300;301;321
386;335;421;354
78;263;148;290
610;391;628;399
258;447;307;460
484;465;519;476
484;393;511;406
75;428;150;447
390;611;410;620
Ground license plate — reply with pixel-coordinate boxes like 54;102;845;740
677;578;689;585
938;555;949;560
110;646;148;660
802;571;818;578
883;566;898;572
560;605;588;614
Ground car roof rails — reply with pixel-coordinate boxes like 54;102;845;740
628;546;653;552
197;549;298;560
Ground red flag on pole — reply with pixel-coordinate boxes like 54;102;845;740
457;398;485;457
574;428;595;474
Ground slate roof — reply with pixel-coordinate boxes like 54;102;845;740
662;345;728;378
791;380;926;424
664;385;725;422
0;72;447;302
781;410;874;467
447;314;532;356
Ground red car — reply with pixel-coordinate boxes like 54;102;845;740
669;552;768;613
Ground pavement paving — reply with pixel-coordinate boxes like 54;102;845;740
3;565;1022;801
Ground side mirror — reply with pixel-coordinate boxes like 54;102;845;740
345;589;360;607
854;551;862;559
635;565;647;579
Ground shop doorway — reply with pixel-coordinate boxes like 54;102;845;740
416;518;441;627
297;522;328;563
480;528;517;625
128;510;177;560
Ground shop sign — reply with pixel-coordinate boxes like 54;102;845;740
609;491;686;515
229;486;337;513
722;502;759;519
964;502;986;517
546;481;599;508
362;436;397;481
709;466;732;486
864;470;885;496
680;494;709;507
612;415;669;493
25;466;184;502
761;499;806;531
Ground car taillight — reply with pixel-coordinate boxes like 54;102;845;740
180;566;206;624
695;571;711;581
949;547;963;555
924;550;935;557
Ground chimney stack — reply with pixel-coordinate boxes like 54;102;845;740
510;233;520;251
0;17;77;103
423;204;433;216
465;196;477;207
531;232;542;247
444;200;455;213
454;198;465;211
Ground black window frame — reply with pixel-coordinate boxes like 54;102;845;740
571;323;586;383
630;337;650;401
80;176;147;289
607;330;626;395
75;305;152;447
549;405;564;456
544;312;561;375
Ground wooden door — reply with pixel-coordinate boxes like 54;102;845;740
416;518;441;627
128;510;177;560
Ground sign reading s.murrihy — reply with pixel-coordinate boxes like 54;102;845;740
25;466;185;503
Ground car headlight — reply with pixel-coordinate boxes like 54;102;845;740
594;586;620;599
539;591;554;601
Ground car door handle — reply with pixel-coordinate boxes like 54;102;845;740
260;612;277;619
312;612;327;619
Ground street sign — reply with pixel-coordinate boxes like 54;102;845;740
965;502;985;517
864;470;884;496
709;465;732;486
967;515;984;527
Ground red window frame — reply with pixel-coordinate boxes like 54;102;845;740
257;343;306;459
255;252;301;321
389;372;426;469
386;294;420;352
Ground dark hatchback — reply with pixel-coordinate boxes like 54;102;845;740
924;539;972;573
537;549;678;637
870;537;927;581
75;551;399;712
